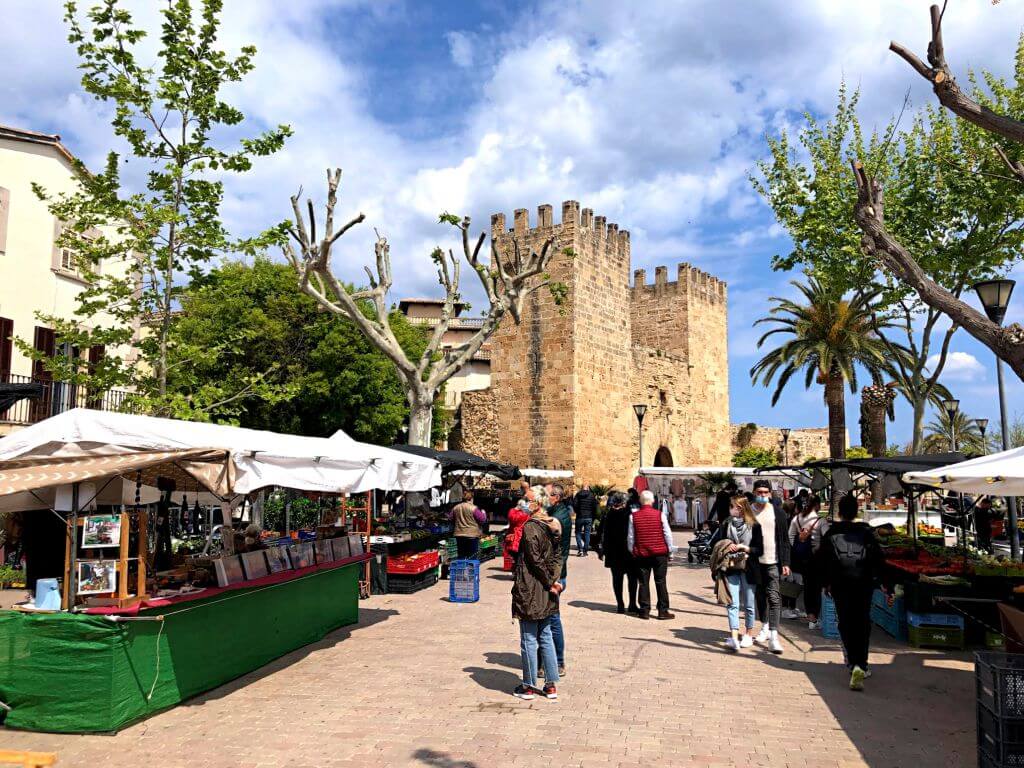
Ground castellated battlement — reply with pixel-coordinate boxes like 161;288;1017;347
630;262;727;302
491;201;630;262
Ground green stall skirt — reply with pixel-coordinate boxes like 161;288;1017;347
0;561;360;733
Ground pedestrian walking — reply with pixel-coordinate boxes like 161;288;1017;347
451;491;485;558
598;491;638;613
627;489;675;620
820;493;883;691
547;484;572;676
506;497;531;569
789;494;826;630
974;496;996;553
722;496;761;651
751;479;790;654
511;499;564;700
573;485;598;556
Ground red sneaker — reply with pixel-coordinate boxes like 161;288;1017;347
543;682;558;700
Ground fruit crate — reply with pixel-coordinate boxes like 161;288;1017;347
979;702;1024;765
903;579;972;613
871;604;908;641
978;653;1024;718
820;593;840;639
906;609;965;629
871;588;905;618
449;559;481;603
387;570;439;594
908;623;965;649
386;550;440;575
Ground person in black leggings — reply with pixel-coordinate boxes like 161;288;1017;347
598;492;638;614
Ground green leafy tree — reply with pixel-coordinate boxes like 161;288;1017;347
751;278;909;459
731;447;780;470
923;409;986;455
755;85;1024;450
989;414;1024;452
18;0;290;418
172;258;445;443
845;446;871;460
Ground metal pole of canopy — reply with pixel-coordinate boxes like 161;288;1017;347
68;482;80;608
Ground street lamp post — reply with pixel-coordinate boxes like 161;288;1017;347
973;278;1019;561
633;404;648;474
977;418;989;446
780;428;791;465
942;398;960;452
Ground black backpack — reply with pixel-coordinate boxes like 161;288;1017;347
829;527;871;581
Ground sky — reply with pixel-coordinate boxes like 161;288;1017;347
2;0;1023;448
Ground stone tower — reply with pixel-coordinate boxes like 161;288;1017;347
489;202;635;485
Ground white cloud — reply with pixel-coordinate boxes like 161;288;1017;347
446;31;474;68
927;351;986;382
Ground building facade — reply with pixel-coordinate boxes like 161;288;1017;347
0;125;132;435
448;201;732;487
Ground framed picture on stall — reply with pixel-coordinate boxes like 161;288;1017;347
347;533;364;556
266;546;291;573
240;550;269;580
78;560;117;594
314;539;334;564
214;555;244;587
331;536;351;560
82;515;121;549
287;541;315;569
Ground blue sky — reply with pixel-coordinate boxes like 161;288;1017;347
2;0;1023;447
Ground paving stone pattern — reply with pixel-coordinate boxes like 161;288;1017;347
3;551;974;767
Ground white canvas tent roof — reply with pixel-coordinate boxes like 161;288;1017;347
903;446;1024;495
0;409;441;498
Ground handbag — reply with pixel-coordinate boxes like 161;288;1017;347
726;550;748;571
792;518;819;563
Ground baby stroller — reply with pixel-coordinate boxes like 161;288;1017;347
687;529;713;564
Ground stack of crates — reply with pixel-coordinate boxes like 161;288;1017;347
478;536;498;562
820;592;840;639
907;609;966;649
977;652;1024;767
386;550;441;594
870;589;908;641
449;559;481;603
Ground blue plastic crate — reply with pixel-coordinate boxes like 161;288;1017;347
871;603;908;641
448;559;481;603
821;593;840;639
871;589;905;618
907;610;965;629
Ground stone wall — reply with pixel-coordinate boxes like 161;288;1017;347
730;424;834;464
449;388;498;459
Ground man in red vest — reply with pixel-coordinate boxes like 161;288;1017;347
627;490;675;620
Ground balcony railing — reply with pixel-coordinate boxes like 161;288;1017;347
0;372;135;425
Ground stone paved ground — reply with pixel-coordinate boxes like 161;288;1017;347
2;550;975;768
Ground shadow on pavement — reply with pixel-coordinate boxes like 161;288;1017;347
483;651;521;669
412;748;480;768
487;573;514;581
463;665;521;694
184;607;399;707
567;599;621;613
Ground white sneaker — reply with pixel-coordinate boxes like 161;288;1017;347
807;620;821;631
755;625;771;644
725;637;740;652
739;634;754;648
782;608;801;620
769;631;784;654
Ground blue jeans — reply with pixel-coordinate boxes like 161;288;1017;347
575;518;593;553
520;617;559;688
726;571;756;632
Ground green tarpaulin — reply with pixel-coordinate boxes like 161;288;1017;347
0;561;360;733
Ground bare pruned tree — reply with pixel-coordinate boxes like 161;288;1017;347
852;4;1024;381
282;169;558;446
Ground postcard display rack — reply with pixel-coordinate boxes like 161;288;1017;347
64;509;148;610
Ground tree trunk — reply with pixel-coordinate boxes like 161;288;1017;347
407;390;434;447
824;368;846;459
911;399;926;455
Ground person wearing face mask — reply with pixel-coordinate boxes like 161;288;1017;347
723;496;763;651
750;479;791;654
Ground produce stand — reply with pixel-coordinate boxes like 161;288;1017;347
0;410;440;733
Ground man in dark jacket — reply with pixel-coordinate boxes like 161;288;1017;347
751;479;791;654
573;485;598;556
820;493;883;691
598;492;638;613
512;504;563;700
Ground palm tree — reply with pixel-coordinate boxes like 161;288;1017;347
923;409;986;455
751;277;908;459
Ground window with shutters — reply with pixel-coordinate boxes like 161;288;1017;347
31;326;57;422
52;222;101;280
0;317;12;377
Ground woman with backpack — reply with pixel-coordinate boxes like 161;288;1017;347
789;494;826;630
722;496;763;652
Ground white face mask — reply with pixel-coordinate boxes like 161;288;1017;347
754;494;770;505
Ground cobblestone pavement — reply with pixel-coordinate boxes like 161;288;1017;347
3;550;975;767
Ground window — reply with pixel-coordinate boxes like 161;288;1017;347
60;246;75;271
0;317;12;377
52;221;101;278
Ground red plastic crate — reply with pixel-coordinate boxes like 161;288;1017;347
387;550;440;575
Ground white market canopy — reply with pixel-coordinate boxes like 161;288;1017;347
903;446;1024;495
0;408;441;500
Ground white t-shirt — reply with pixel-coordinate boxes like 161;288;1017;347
756;504;777;565
672;498;688;525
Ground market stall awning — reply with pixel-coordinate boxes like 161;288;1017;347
0;409;441;497
387;444;521;480
903;446;1024;494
